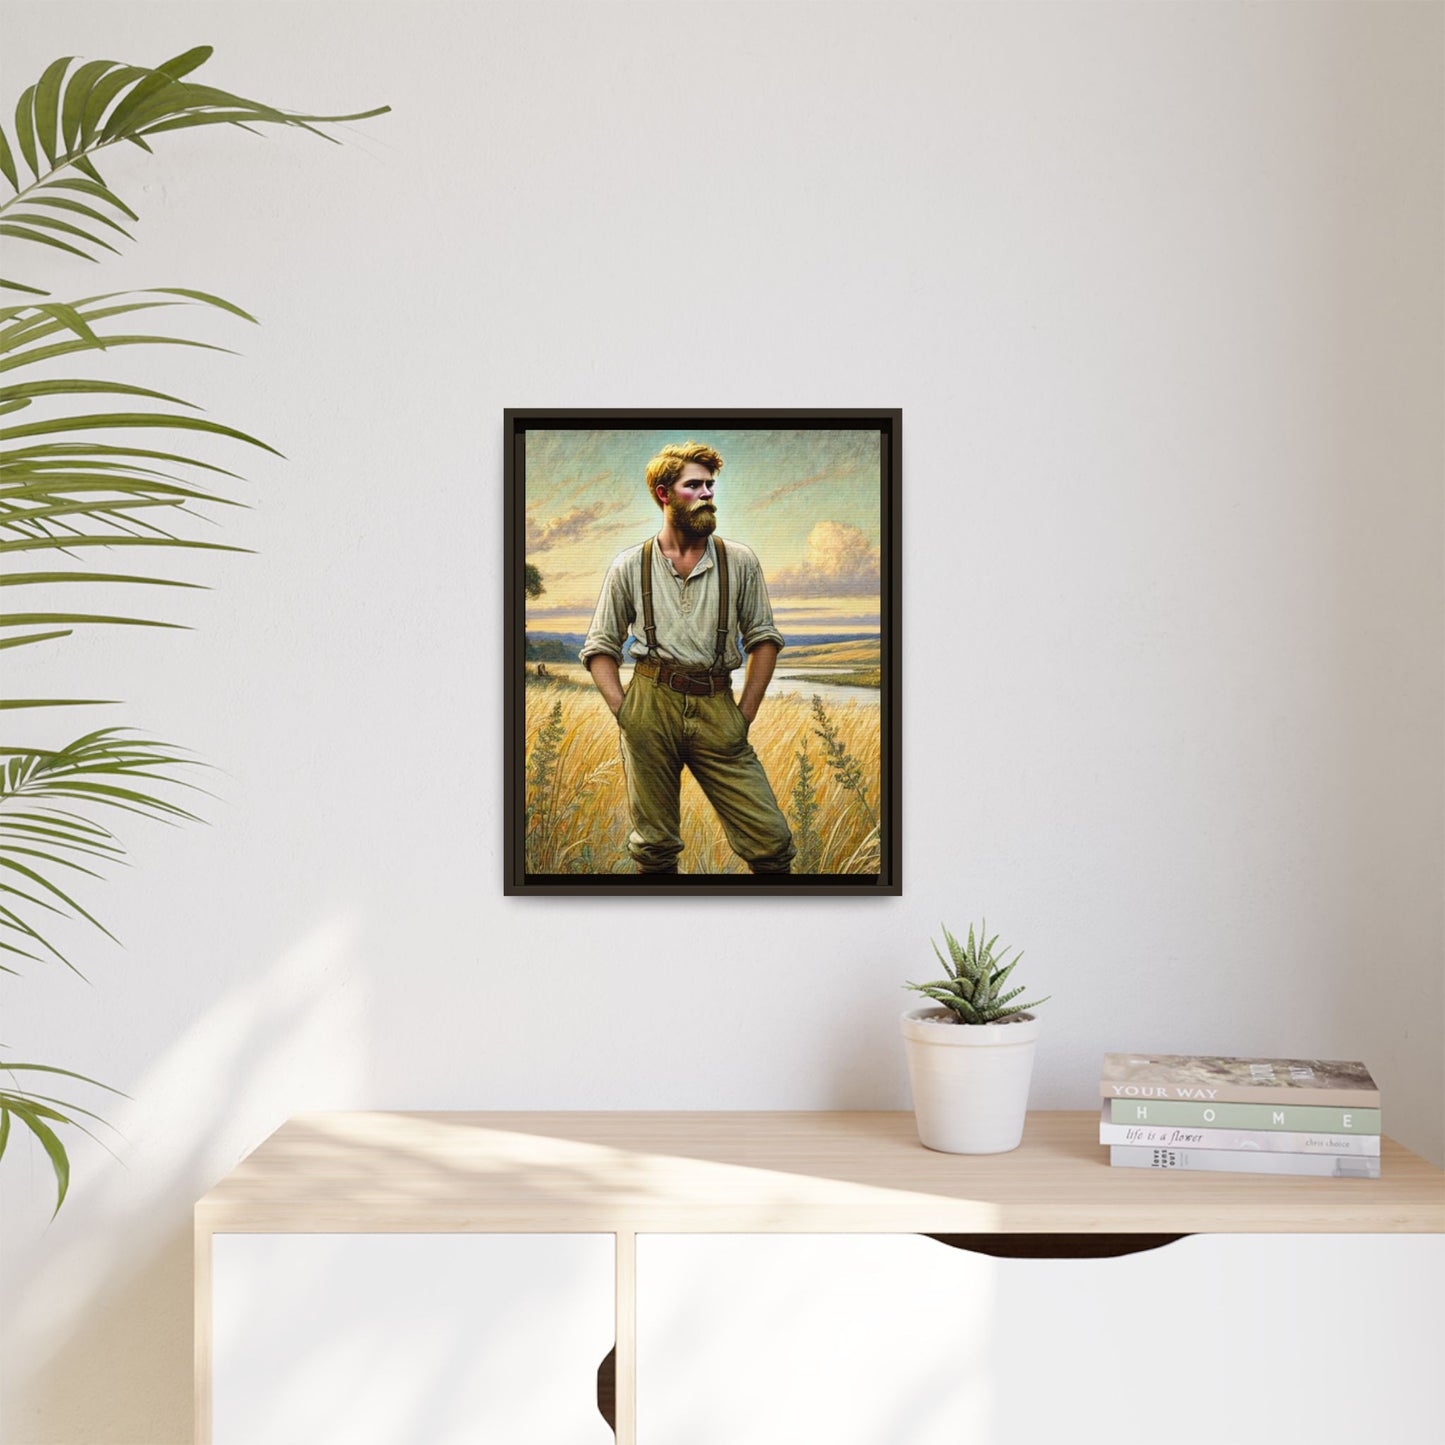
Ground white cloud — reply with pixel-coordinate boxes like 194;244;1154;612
525;500;629;553
768;521;880;599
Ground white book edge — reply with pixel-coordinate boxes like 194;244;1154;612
1109;1145;1380;1178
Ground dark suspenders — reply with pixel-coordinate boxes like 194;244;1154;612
640;536;658;654
639;536;730;673
711;538;730;673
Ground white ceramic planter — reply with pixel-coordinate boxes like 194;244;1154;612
900;1007;1041;1154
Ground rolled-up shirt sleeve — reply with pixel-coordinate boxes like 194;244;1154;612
578;552;635;668
734;544;785;654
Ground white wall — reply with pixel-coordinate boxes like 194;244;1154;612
2;2;1441;1441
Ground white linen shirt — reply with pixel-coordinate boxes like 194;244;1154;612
578;535;785;672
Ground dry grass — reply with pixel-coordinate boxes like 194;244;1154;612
523;680;881;874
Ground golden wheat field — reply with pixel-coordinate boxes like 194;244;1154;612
523;673;881;874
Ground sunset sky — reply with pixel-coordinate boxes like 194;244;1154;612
523;428;883;638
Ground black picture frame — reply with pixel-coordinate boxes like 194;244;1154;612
504;408;901;895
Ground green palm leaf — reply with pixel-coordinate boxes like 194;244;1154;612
59;60;116;155
26;194;135;239
0;222;94;262
33;57;75;169
1;48;388;294
0;291;262;707
0;409;282;452
0;123;18;190
0;47;385;1214
0;378;193;408
4;1103;70;1212
46;178;139;221
0;1058;127;1212
0;698;116;710
0;730;203;971
0;628;72;650
0;570;206;591
13;86;39;179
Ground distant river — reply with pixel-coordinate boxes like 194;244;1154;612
770;668;881;708
531;662;880;709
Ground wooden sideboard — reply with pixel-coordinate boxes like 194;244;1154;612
195;1110;1445;1443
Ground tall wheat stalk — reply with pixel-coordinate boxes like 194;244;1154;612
523;684;880;876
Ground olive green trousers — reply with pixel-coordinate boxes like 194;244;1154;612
616;674;795;873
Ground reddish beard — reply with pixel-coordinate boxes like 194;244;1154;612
669;498;717;538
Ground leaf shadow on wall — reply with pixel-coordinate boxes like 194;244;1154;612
5;916;366;1445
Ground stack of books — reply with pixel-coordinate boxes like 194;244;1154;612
1099;1053;1381;1179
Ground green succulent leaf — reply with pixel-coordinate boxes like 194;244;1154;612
1010;996;1051;1016
918;923;1047;1024
942;923;966;972
930;938;956;980
991;955;1020;990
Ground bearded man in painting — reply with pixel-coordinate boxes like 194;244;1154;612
579;441;795;875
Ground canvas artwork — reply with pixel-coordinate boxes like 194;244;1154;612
504;409;901;895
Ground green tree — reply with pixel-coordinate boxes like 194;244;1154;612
523;562;543;660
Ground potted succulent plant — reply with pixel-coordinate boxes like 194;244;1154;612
901;922;1050;1154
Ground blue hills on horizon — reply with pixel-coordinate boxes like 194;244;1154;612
526;630;878;660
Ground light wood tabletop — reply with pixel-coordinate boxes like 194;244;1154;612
195;1110;1444;1235
194;1110;1445;1443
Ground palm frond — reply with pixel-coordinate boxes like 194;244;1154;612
1;47;388;294
0;288;264;706
0;729;204;973
0;1058;127;1214
0;46;386;1215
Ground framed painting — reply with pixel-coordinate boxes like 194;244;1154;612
504;409;901;895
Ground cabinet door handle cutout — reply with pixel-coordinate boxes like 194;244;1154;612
597;1344;616;1434
925;1233;1189;1259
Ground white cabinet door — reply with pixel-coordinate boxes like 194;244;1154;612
213;1233;614;1445
636;1233;1445;1445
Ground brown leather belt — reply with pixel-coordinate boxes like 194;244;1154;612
633;658;732;697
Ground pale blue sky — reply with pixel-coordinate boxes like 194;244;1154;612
524;428;883;634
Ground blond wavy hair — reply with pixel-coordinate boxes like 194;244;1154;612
645;440;723;508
